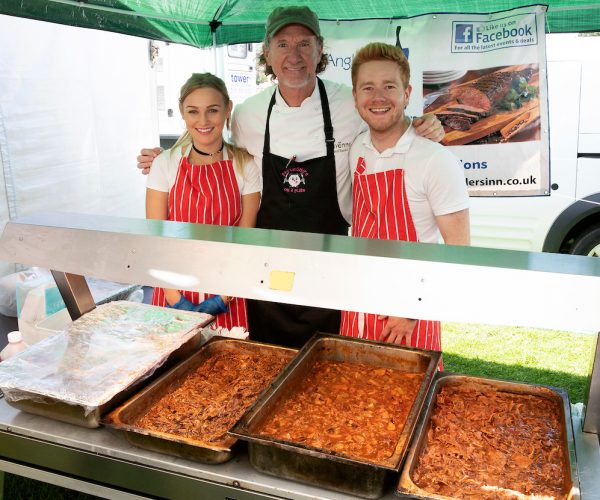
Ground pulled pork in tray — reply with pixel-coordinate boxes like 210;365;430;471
413;384;567;499
135;349;290;446
257;360;424;466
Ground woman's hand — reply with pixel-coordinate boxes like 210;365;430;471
167;295;229;315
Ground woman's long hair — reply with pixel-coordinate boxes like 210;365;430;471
170;73;251;176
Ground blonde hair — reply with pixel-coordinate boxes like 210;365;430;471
170;73;252;176
351;43;410;89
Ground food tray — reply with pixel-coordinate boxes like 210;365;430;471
103;337;297;464
0;301;212;427
396;373;580;499
230;333;441;499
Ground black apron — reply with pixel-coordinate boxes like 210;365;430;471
247;78;349;348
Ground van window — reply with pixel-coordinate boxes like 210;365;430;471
228;44;248;59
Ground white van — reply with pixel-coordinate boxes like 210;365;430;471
469;34;600;256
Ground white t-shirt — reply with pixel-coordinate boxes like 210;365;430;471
231;79;365;223
146;144;261;195
350;125;469;243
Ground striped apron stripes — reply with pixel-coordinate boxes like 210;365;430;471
151;154;248;330
340;156;441;354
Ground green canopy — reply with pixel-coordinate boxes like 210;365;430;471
2;0;598;48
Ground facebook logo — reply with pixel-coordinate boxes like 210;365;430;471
455;24;473;43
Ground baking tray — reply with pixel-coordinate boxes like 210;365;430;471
103;337;297;464
0;301;212;427
397;373;580;499
230;333;441;499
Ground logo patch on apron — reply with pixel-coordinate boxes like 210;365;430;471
282;167;309;193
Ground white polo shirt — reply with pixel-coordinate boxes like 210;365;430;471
146;144;261;195
350;125;469;243
231;79;365;224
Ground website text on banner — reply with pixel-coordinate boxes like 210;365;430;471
320;5;549;198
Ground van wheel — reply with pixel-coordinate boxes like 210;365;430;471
570;225;600;257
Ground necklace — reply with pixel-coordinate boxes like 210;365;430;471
192;142;224;157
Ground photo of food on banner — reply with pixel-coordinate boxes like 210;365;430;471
423;64;540;146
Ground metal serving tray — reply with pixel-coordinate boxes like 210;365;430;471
103;337;297;464
396;373;580;499
230;333;441;499
0;301;211;428
0;338;200;428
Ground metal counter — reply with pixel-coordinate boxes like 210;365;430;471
1;213;599;498
2;212;599;332
0;396;387;499
0;397;599;499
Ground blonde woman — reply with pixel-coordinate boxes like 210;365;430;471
146;73;260;330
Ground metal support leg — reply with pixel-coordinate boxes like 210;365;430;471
583;333;600;434
50;271;95;321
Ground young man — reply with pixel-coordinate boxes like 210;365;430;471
340;42;470;353
137;7;445;348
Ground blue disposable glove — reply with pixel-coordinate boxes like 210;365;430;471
166;295;197;311
193;295;229;315
167;295;228;315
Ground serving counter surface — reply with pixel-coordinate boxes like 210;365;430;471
1;213;599;498
0;396;364;499
0;395;599;499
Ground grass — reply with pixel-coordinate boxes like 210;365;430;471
442;322;596;403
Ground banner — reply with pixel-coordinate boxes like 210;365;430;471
320;5;549;197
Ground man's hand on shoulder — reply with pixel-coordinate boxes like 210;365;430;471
137;147;162;175
412;114;445;143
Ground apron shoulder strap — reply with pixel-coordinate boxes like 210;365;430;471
355;156;367;176
317;78;335;158
262;89;278;156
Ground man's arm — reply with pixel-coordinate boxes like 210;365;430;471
412;114;445;143
137;147;162;175
436;208;470;246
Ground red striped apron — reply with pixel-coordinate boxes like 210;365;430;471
151;154;248;330
340;156;441;353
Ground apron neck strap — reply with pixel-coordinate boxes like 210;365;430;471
263;78;335;158
317;78;335;158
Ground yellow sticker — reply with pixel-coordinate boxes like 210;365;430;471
269;270;295;291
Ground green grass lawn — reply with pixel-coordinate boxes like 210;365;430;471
442;322;597;403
